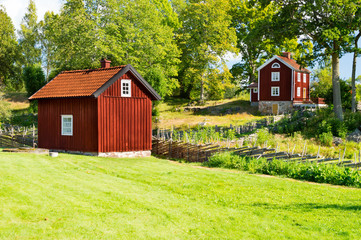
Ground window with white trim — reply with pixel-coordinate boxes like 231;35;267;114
253;88;258;93
271;72;280;81
272;63;280;68
303;73;307;83
297;72;301;82
297;87;301;97
61;115;73;136
121;79;131;97
271;87;279;96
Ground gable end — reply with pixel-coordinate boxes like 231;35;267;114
92;64;161;100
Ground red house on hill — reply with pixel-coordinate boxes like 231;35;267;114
249;52;311;115
29;60;161;157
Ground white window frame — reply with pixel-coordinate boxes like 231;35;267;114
121;79;131;97
253;88;258;93
303;73;307;83
297;72;301;82
272;63;280;68
271;72;280;82
61;115;73;136
271;87;280;96
297;87;301;97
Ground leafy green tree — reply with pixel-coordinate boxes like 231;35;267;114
177;0;237;100
310;61;332;99
229;1;313;87
207;65;233;100
18;0;41;67
41;0;180;94
23;65;46;97
0;6;22;89
274;0;361;120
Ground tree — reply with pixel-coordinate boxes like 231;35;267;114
274;0;361;120
18;0;41;67
0;6;22;89
177;0;237;100
351;32;361;112
23;65;46;97
41;0;180;95
230;1;313;89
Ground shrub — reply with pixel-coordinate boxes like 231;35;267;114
0;100;11;123
204;152;361;188
318;131;333;146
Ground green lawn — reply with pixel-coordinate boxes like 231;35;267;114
1;153;361;239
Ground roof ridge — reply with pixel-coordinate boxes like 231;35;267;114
61;65;126;74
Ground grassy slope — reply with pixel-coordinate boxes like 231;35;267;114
156;96;263;129
0;153;361;239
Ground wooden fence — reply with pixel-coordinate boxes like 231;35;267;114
0;125;37;148
152;137;361;169
153;117;276;140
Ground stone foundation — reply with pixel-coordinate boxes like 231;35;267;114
50;149;151;158
98;150;151;158
258;101;293;115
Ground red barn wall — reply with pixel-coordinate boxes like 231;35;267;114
37;98;98;152
293;72;310;102
259;59;292;101
97;72;153;152
250;88;258;102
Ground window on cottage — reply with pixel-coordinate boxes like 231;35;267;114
61;115;73;136
272;63;280;68
121;79;131;97
253;88;258;93
271;87;279;96
297;72;301;82
303;73;307;83
297;87;301;97
271;72;280;81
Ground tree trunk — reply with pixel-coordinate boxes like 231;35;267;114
200;78;204;101
331;51;343;120
351;32;361;112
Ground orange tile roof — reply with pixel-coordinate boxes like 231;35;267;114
278;56;311;73
29;66;126;99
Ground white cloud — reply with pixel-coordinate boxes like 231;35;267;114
0;0;62;30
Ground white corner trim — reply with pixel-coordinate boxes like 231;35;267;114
257;69;260;101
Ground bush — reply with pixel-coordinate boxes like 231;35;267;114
0;100;11;123
204;152;361;188
318;131;333;146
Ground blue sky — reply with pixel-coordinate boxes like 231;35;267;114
1;0;360;81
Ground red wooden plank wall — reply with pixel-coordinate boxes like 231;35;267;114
259;59;292;101
97;72;153;152
38;98;98;152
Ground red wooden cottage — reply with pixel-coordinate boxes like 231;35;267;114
249;52;311;115
29;60;161;157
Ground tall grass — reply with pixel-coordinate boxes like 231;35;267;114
204;152;361;188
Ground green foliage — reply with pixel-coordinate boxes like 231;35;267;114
177;0;237;99
18;0;41;67
206;66;234;100
0;100;11;123
0;7;22;89
23;65;46;97
256;128;270;146
318;131;333;146
205;152;361;188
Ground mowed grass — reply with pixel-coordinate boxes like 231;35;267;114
1;153;361;239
